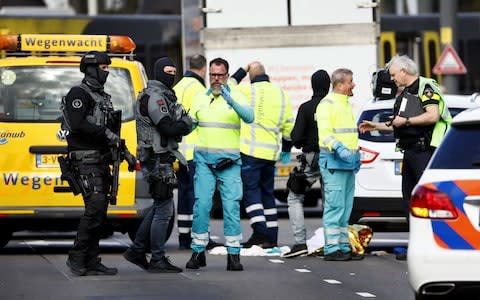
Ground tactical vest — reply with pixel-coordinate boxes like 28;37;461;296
393;77;451;149
61;83;113;133
135;82;187;165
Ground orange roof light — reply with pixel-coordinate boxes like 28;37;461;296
0;35;19;51
0;34;135;54
109;35;136;53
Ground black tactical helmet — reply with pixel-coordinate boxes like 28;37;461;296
80;51;111;73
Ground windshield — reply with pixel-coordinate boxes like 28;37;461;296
0;66;135;122
430;124;480;169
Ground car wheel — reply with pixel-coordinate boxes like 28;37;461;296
0;230;12;248
127;202;175;242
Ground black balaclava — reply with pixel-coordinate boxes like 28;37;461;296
84;65;109;90
154;57;176;89
311;69;331;98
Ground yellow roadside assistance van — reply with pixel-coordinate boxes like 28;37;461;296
0;34;166;247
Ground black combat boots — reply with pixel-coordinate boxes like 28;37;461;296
85;258;118;275
227;254;243;271
186;251;206;269
66;254;87;276
242;233;275;249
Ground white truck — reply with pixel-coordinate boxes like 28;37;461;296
199;0;379;214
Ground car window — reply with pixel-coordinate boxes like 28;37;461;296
358;108;395;142
449;107;467;118
430;124;480;169
357;106;468;143
0;66;135;122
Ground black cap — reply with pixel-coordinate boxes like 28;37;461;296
80;51;111;73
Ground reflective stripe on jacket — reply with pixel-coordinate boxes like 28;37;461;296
317;92;359;170
237;81;294;161
173;76;205;161
190;89;248;162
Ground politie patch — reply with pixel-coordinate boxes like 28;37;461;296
72;99;83;109
157;99;168;113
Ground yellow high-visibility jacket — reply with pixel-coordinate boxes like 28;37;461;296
173;75;205;161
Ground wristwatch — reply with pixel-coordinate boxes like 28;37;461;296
405;117;411;126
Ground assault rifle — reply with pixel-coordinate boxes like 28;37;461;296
108;110;136;205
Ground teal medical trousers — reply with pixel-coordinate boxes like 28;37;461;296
191;161;243;254
320;166;355;255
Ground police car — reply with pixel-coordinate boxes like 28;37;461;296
408;106;480;299
0;34;171;247
352;93;480;227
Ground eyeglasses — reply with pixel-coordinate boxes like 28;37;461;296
210;73;227;78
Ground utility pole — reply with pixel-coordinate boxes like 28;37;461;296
440;0;458;93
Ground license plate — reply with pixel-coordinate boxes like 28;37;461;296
394;160;403;175
36;154;61;168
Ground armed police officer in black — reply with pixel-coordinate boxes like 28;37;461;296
63;51;131;276
123;57;193;273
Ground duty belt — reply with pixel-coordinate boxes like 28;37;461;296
69;150;101;163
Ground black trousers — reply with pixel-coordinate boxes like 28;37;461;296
401;147;435;219
69;161;110;267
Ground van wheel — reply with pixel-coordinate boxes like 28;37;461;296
127;202;175;243
0;230;12;248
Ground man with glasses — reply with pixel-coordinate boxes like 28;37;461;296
186;57;254;271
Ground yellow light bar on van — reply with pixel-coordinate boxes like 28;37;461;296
0;34;136;53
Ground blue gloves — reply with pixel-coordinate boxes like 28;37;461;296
353;156;361;174
221;85;234;106
279;152;291;164
333;142;359;164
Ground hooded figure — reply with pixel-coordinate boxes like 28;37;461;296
282;69;331;258
289;69;330;152
154;57;176;89
311;69;331;99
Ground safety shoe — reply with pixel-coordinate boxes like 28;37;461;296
344;252;365;261
323;250;351;261
123;248;149;270
242;233;270;249
283;243;308;258
186;251;206;269
85;259;118;276
206;239;223;250
148;256;182;273
66;257;87;276
226;254;244;271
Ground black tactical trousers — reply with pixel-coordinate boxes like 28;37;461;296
69;161;110;267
